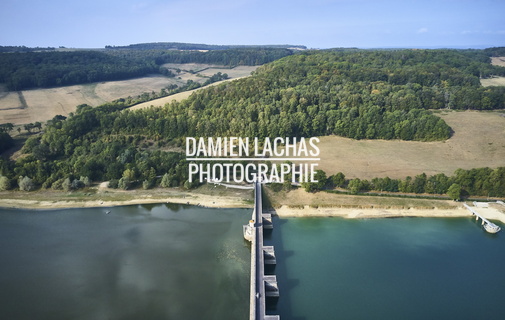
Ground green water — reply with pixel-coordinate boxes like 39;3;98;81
1;205;504;320
0;204;251;320
266;217;505;320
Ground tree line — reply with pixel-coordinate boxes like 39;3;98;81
0;51;158;90
291;166;505;200
0;48;294;90
0;45;56;53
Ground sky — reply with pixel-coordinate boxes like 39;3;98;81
1;0;504;49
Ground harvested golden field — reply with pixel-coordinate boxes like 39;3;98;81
0;75;185;125
480;57;505;86
161;63;224;72
491;57;505;67
314;110;505;179
197;65;258;78
130;77;247;110
161;63;258;79
130;66;259;110
0;65;258;125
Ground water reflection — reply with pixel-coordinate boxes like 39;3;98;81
0;205;250;320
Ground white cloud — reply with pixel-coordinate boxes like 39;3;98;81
417;27;428;34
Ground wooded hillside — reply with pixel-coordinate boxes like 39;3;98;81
1;48;505;195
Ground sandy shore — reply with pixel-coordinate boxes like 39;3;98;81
3;197;505;225
0;184;253;210
2;187;504;225
0;194;248;210
270;204;505;224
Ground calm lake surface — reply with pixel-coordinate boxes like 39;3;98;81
0;204;251;320
266;216;505;320
1;205;504;320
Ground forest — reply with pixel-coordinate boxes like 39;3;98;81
0;48;295;90
1;48;505;198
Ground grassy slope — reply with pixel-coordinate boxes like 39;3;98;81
313;110;505;180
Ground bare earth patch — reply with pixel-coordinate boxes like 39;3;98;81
481;76;505;87
491;57;505;67
314;110;505;179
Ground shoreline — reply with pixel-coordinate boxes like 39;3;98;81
0;194;250;210
0;183;255;210
2;195;505;224
271;204;505;224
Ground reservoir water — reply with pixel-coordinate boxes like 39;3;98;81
0;204;251;320
266;216;505;320
1;204;504;319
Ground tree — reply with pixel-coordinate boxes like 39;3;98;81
18;176;35;191
118;177;131;190
0;123;14;133
108;179;119;189
299;182;312;192
62;177;72;191
142;179;154;190
282;180;292;191
447;183;462;201
301;170;327;192
330;172;346;188
51;178;64;190
80;176;91;187
122;168;136;180
71;179;85;190
24;123;34;133
0;176;10;190
348;178;363;194
160;173;170;188
0;132;14;152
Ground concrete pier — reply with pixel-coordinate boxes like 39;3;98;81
263;246;277;265
464;203;501;233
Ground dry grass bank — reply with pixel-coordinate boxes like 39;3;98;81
313;110;505;179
